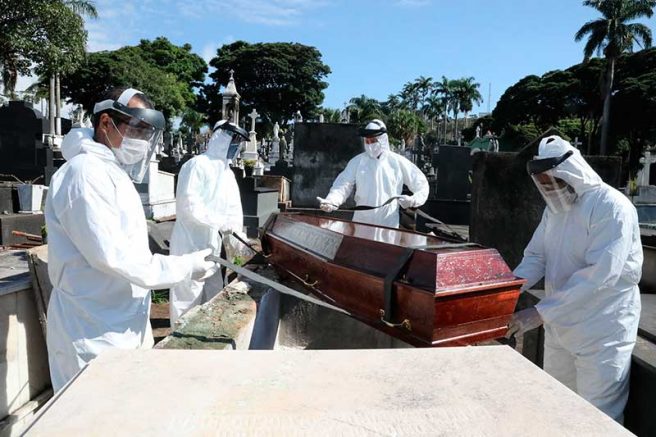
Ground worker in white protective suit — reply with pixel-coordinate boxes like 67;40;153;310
317;119;429;228
45;87;216;392
510;135;642;422
169;120;251;324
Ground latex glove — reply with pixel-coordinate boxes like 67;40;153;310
397;195;416;209
316;196;338;213
188;248;217;280
505;307;543;338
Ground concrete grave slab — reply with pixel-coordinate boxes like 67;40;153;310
25;347;630;436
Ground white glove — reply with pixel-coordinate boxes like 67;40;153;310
188;248;218;280
316;196;338;213
505;307;543;338
397;195;416;209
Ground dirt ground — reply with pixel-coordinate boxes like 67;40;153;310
150;302;171;344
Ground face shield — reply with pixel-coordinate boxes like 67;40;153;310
358;120;387;159
210;120;250;161
93;89;165;183
527;150;577;214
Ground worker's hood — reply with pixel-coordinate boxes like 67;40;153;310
61;128;116;162
535;135;603;196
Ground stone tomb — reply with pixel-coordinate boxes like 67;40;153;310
25;347;630;436
291;122;361;208
470;139;622;269
0;101;69;182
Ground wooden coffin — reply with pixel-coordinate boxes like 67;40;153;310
261;213;525;347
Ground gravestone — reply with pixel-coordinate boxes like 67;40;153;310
291;123;361;208
436;145;472;200
470;141;623;269
0;101;70;183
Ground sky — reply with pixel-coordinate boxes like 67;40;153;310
17;0;656;115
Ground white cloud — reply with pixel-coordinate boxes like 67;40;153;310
201;35;236;64
178;0;328;26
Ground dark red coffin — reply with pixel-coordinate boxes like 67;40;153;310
261;213;525;347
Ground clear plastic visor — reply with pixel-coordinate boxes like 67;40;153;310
531;171;576;214
116;116;163;183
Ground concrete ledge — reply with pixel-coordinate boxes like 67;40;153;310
155;282;258;350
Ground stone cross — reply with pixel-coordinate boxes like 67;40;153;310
248;109;259;133
572;137;582;149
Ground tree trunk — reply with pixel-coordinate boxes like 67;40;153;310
453;111;458;143
599;57;615;156
49;75;55;135
55;72;61;135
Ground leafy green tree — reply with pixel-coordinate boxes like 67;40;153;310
0;0;90;98
137;37;207;90
575;0;655;154
347;95;383;124
202;41;331;127
455;77;483;130
59;47;189;121
387;109;425;146
432;76;454;143
318;107;342;123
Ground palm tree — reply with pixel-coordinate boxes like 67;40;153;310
64;0;98;18
456;77;483;130
423;94;446;133
575;0;655;155
348;95;383;124
433;76;453;143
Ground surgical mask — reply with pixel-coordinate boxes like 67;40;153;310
113;137;149;165
365;141;383;159
107;119;149;165
544;185;577;213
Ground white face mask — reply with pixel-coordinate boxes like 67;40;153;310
543;185;577;214
365;141;383;159
113;137;149;165
107;119;149;165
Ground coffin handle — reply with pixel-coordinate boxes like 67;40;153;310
302;274;319;287
379;310;412;331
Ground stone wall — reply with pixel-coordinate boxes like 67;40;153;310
291;123;361;208
470;149;622;269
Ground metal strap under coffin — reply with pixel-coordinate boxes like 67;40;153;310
207;255;350;316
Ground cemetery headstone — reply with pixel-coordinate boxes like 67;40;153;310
470;132;623;269
291;122;361;208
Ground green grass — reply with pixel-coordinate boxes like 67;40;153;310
151;289;169;304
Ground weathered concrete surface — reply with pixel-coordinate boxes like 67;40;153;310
470;150;622;269
157;265;412;351
155;281;259;351
625;336;656;436
0;250;51;433
26;347;631;436
275;292;411;350
520;290;655;436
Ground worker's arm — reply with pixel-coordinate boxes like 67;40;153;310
513;214;547;291
398;155;429;208
57;170;193;292
536;200;639;326
323;157;358;207
176;160;231;230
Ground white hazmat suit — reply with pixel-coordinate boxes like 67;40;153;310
320;121;429;228
514;136;642;422
45;128;208;392
169;126;245;324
